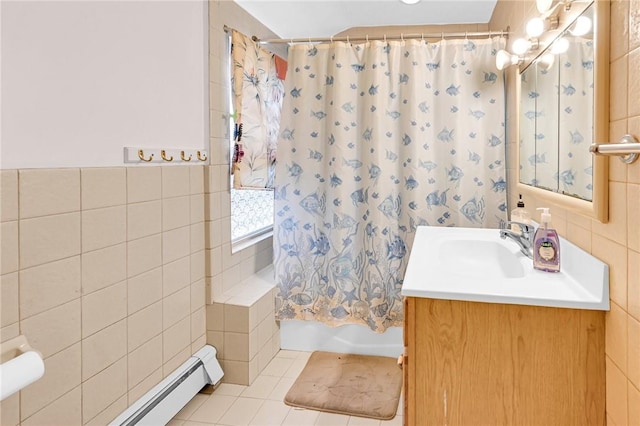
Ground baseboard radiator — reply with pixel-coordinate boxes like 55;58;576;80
109;345;223;426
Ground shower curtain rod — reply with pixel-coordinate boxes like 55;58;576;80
253;31;509;44
222;25;509;44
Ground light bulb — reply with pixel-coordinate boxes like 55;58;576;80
536;0;553;13
495;50;520;70
570;16;592;36
538;53;555;70
550;37;569;54
400;0;421;4
512;38;531;55
526;17;545;38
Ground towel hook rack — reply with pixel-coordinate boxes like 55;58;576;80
590;134;639;164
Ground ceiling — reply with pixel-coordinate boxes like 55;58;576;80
233;0;499;40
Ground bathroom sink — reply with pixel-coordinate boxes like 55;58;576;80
438;239;526;279
401;226;610;311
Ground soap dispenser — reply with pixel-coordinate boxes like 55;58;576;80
510;194;531;231
533;208;560;272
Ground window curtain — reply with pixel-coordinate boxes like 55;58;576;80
273;38;507;333
231;30;285;189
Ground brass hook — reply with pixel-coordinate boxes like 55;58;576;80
161;150;173;162
138;149;154;162
180;150;192;162
197;151;208;161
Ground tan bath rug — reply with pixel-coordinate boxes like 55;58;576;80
284;351;402;420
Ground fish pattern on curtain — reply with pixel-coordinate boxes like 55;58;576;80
274;38;507;332
231;30;284;189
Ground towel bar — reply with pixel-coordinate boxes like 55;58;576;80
589;134;639;164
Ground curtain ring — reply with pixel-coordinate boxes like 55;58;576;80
180;150;192;162
138;149;153;162
197;151;208;161
161;150;173;162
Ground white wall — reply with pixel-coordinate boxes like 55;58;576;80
1;0;208;169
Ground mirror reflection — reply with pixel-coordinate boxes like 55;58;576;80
519;4;595;201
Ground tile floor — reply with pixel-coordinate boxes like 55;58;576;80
169;350;403;426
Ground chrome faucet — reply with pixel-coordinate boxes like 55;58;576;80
500;222;535;259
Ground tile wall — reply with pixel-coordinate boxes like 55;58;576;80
0;166;207;425
204;0;282;385
490;1;640;424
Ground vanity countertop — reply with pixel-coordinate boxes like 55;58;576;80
401;226;610;311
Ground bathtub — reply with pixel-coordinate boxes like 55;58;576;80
280;320;403;358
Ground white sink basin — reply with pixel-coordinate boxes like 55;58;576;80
401;226;610;311
439;239;526;279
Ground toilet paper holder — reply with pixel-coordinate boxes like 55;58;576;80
1;335;45;401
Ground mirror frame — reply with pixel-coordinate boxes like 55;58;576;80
516;0;609;222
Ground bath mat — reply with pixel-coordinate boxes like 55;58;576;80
284;351;402;420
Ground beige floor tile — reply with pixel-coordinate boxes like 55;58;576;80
214;383;247;397
314;411;350;426
282;358;308;379
239;375;279;399
183;422;215;426
347;416;381;426
174;394;209;420
166;420;185;426
248;400;290;426
267;377;294;402
260;357;291;377
217;397;264;426
275;350;302;359
281;408;319;426
189;394;237;424
380;415;402;426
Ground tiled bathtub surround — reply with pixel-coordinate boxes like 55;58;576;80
490;1;640;424
0;166;207;425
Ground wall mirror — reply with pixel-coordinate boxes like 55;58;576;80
517;0;609;222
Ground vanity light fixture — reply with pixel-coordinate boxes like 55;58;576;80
570;16;592;36
512;37;539;55
495;49;522;70
537;53;555;70
550;36;570;54
536;0;573;14
526;16;559;38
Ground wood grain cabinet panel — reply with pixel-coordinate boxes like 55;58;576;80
403;297;605;426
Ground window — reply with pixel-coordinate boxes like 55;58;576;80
230;188;274;243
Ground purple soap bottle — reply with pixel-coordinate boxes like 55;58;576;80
533;208;560;272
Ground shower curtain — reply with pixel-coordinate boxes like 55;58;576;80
274;38;507;332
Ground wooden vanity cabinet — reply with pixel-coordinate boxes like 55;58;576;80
403;297;605;426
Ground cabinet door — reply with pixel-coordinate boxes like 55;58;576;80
403;297;414;426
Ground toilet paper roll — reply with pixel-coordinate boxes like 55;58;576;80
0;351;45;401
